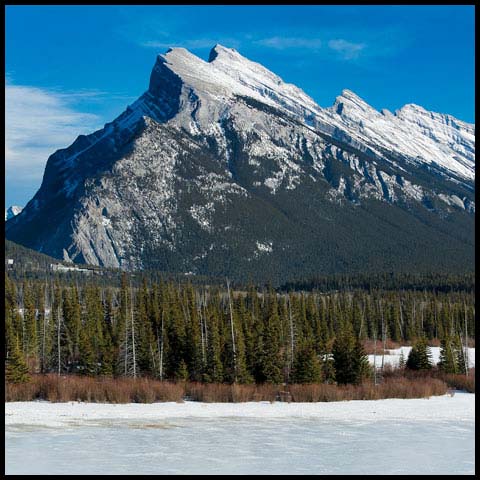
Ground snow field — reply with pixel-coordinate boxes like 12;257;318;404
368;346;475;368
5;392;474;427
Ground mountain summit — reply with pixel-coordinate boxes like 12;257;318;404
6;46;475;282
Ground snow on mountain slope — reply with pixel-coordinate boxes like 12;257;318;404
159;45;474;183
5;45;475;279
43;44;475;189
5;206;23;221
326;89;475;182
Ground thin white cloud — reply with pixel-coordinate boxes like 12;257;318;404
253;36;368;60
5;82;101;186
328;39;366;60
254;36;323;50
141;37;242;50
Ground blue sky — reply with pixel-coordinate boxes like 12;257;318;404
5;5;475;207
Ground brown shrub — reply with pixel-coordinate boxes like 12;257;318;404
5;373;451;403
5;375;184;403
185;382;279;402
186;382;233;402
440;370;475;393
363;340;386;355
289;377;447;402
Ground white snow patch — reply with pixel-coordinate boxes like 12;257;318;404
256;240;273;253
368;346;475;369
4;392;474;427
189;203;215;232
5;205;23;221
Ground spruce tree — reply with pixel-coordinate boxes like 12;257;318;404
406;337;432;370
100;289;115;376
352;337;371;382
398;349;406;370
184;285;203;381
332;322;368;385
136;278;156;376
258;293;283;384
176;359;189;381
438;334;457;374
291;344;322;384
453;334;467;375
23;281;39;369
6;339;30;384
166;286;187;379
204;308;223;383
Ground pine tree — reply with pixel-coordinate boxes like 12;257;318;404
398;349;406;370
438;334;457;374
352;337;371;382
62;285;82;371
117;279;138;378
406;337;432;370
6;338;30;384
176;359;189;381
204;308;223;383
5;274;18;363
165;285;187;379
136;278;156;376
51;283;68;375
23;281;39;370
230;296;252;383
453;334;467;375
184;285;203;381
332;322;368;385
258;293;283;384
78;327;97;375
291;344;322;384
79;285;104;375
100;289;115;376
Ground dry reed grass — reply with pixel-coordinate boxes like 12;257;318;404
5;373;452;403
440;369;475;393
288;377;447;402
5;375;184;403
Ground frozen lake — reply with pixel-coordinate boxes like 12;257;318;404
5;394;475;475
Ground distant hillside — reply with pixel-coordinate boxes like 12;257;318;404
4;238;220;287
5;238;64;270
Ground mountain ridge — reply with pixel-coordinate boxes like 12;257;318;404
5;45;475;282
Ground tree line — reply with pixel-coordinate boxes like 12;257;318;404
5;273;474;385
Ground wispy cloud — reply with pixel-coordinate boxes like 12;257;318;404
141;33;371;61
140;37;242;51
5;82;101;187
254;36;323;50
328;39;366;59
253;35;368;60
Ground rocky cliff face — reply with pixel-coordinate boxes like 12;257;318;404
6;45;475;282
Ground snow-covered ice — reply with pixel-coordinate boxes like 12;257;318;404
5;393;475;474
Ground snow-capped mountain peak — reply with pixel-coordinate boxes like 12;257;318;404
153;46;474;182
325;88;474;181
5;45;474;280
5;205;23;221
208;44;243;63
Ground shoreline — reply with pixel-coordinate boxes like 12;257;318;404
5;392;475;427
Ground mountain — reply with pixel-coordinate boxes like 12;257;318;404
5;45;475;283
5;238;63;273
5;206;23;221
